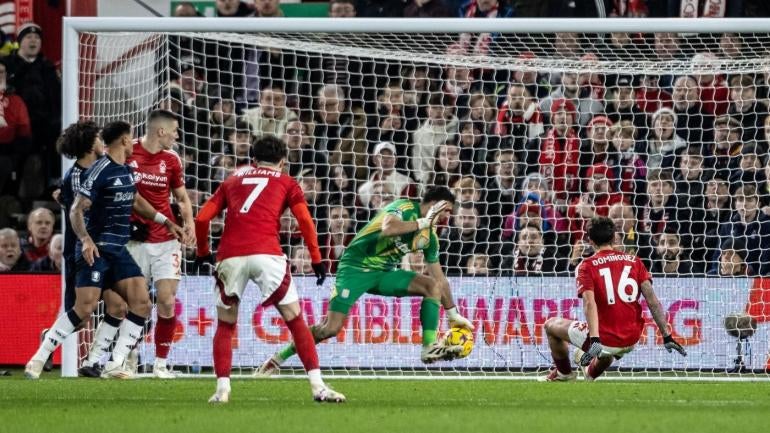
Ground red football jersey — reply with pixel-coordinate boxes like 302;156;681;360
202;165;305;261
127;140;185;243
576;249;652;348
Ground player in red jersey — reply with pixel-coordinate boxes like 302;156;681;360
93;110;195;378
194;135;344;404
541;217;686;382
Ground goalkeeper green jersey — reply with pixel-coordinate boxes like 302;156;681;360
338;199;439;272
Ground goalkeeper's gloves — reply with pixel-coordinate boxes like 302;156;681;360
311;262;327;286
417;200;449;230
193;253;216;275
578;337;604;366
447;307;475;331
663;334;687;356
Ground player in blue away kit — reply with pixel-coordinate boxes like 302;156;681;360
25;121;184;379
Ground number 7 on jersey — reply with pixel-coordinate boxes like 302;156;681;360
240;178;269;213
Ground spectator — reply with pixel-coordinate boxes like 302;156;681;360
328;164;357;207
651;229;693;275
728;74;768;142
173;2;201;16
567;163;625;244
537;98;580;205
403;65;434;116
704;114;743;178
442;202;486;274
718;33;744;59
671;75;712;146
540;72;603;127
4;22;61;196
692;53;730;116
442;45;473;111
466;253;490;276
510;52;550;99
358;142;414;208
324;202;354;273
430;142;464;189
254;0;283;17
241;86;297;138
504;225;558;275
458;119;492;177
700;175;733;261
30;233;62;272
223;120;254;168
215;0;254;16
0;228;29;272
412;93;459;184
298;167;328;234
642;169;680;245
605;74;647;131
21;207;55;263
332;106;370;181
483;148;520;233
405;0;452;17
458;1;515;56
643;107;687;170
637;74;674;114
674;147;707;267
314;84;352;153
607;121;646;199
713;184;770;275
329;0;357;17
468;92;497;133
502;172;565;245
0;57;31;196
599;32;647;61
452;176;482;207
608;202;653;268
282;119;329;180
713;239;751;277
290;245;314;275
730;141;767;186
579;116;615;176
495;83;544;141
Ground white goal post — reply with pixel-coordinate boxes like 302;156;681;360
61;17;770;379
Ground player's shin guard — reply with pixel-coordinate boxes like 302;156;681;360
84;313;122;367
286;315;323;389
154;316;176;362
213;320;235;379
419;298;440;347
32;310;82;362
111;312;147;365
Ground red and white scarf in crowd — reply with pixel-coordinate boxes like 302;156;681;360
680;0;726;18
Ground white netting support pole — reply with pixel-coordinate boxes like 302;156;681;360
60;19;80;378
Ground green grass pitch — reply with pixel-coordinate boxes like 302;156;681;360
2;374;769;433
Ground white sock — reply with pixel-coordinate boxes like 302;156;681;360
111;312;146;365
217;377;231;392
308;369;324;389
33;310;80;363
84;315;121;367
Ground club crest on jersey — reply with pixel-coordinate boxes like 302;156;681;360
159;160;167;174
91;271;101;282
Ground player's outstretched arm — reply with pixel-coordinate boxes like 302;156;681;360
70;194;98;266
578;290;604;366
426;263;474;330
133;193;186;242
381;200;449;237
640;280;687;356
172;185;197;246
290;201;326;285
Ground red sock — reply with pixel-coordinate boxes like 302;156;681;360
553;356;572;375
213;320;235;378
285;315;319;372
587;358;610;379
154;316;176;359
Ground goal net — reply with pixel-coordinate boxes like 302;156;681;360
66;18;770;379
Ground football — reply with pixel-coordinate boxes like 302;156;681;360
444;326;474;359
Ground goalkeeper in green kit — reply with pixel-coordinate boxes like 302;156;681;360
257;186;474;375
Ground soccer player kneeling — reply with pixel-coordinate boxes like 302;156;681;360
194;136;344;404
541;217;686;382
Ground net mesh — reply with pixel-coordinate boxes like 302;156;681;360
73;26;770;377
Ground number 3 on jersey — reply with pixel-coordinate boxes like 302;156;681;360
598;265;638;305
240;178;269;213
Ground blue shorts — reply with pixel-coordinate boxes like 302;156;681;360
75;247;143;290
64;256;77;310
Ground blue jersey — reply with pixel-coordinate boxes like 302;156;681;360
77;155;136;255
61;163;87;259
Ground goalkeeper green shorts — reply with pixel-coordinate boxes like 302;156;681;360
329;266;418;314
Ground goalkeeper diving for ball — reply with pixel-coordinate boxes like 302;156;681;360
257;186;474;375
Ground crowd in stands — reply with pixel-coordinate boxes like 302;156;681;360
3;0;770;278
